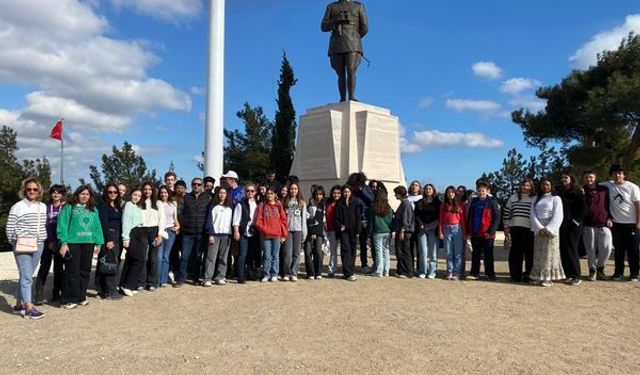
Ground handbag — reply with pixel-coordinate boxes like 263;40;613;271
14;204;42;254
97;250;118;276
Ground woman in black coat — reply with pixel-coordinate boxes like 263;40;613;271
334;185;361;281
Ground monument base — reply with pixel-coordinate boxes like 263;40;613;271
289;101;407;207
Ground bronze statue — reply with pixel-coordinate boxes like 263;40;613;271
321;0;368;102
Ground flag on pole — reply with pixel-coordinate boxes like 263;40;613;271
50;120;63;140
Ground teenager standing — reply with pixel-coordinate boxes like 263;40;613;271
335;185;361;281
439;186;466;280
305;186;327;279
139;182;164;291
232;184;259;284
370;189;393;277
256;187;288;282
203;187;233;286
393;186;415;278
504;179;536;282
95;184;123;300
325;185;342;278
119;189;146;296
582;171;613;281
415;184;441;279
282;183;308;281
466;182;500;281
157;186;180;287
557;173;587;285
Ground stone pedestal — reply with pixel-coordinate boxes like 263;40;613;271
289;101;406;206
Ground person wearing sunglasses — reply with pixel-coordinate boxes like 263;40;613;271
232;184;260;283
175;177;212;286
6;178;47;319
95;184;123;300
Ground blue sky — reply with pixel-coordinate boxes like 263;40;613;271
1;0;638;191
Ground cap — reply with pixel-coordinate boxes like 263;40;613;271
222;170;239;180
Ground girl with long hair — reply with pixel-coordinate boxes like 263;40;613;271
439;186;466;280
57;185;104;309
335;185;361;281
256;186;288;282
282;183;308;281
203;187;233;286
95;184;123;299
304;185;326;279
325;185;342;278
393;185;415;278
504;178;536;282
139;181;165;291
415;184;441;278
557;172;587;285
119;188;146;296
369;189;393;277
157;186;180;287
233;183;260;283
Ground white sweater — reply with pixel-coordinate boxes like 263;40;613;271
531;194;564;237
6;199;47;242
208;205;233;235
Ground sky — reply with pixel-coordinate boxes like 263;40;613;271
0;0;639;192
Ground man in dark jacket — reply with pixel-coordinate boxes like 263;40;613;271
175;178;211;287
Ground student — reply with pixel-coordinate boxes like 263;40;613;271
256;186;288;282
504;179;536;282
139;182;165;291
34;184;66;305
393;185;415;278
203;187;233;286
95;184;123;300
347;172;374;274
415;184;441;279
119;188;146;296
601;164;640;281
369;189;393;277
233;184;259;284
466;181;500;281
582;170;613;281
557;172;587;285
281;183;308;281
530;179;565;287
6;178;47;319
305;186;326;279
57;185;105;309
407;180;422;272
157;186;180;287
335;185;361;281
439;186;466;280
325;185;342;278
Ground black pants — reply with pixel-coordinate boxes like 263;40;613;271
137;227;159;288
227;240;239;279
395;232;414;277
612;223;639;277
508;226;534;281
35;241;63;301
169;233;182;274
410;231;419;273
304;235;324;277
470;237;495;279
359;222;370;269
61;243;94;304
237;235;260;281
121;227;152;290
339;230;357;278
560;224;582;279
95;241;121;297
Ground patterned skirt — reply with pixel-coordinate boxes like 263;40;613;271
530;219;565;281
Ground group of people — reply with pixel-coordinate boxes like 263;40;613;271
6;164;640;320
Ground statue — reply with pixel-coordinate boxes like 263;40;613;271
321;0;368;102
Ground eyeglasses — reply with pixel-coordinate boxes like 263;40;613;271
107;190;118;194
245;189;255;193
26;188;39;192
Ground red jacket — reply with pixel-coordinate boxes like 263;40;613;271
439;202;467;237
255;201;288;239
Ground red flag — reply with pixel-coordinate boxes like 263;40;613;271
50;120;63;141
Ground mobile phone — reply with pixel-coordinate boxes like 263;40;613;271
64;251;73;260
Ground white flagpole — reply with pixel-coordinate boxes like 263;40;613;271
60;119;64;185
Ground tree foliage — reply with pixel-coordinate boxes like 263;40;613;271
270;52;298;180
512;32;640;181
89;141;159;192
223;102;273;182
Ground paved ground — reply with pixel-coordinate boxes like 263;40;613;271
1;236;639;375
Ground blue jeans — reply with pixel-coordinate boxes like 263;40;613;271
178;233;205;282
372;233;391;275
14;241;44;304
418;229;438;276
443;225;464;275
262;238;281;278
157;230;177;285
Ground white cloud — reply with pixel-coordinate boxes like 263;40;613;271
401;130;503;153
418;97;434;108
570;14;640;69
508;97;547;113
500;78;540;95
446;98;501;113
0;0;192;183
190;86;206;95
110;0;204;22
472;61;503;80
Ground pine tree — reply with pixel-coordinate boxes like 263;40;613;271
89;141;160;192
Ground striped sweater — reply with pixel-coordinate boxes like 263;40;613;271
503;194;535;229
6;199;47;243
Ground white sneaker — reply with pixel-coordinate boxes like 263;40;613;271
427;274;436;279
418;274;426;279
282;276;290;282
216;279;226;285
269;276;277;282
121;288;134;297
308;276;315;280
203;281;213;287
290;276;298;282
315;275;322;280
168;271;175;283
261;276;269;282
62;303;78;310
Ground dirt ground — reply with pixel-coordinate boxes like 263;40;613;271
1;244;639;375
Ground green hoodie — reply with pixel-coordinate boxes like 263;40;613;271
369;208;394;234
57;204;105;246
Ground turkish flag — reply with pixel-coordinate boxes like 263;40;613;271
50;120;63;141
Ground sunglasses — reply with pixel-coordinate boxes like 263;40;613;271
192;183;202;186
245;189;255;193
107;190;118;194
26;188;39;192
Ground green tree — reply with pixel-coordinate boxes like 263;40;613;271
21;157;52;192
89;141;160;192
270;52;298;180
223;102;274;182
0;126;24;215
512;33;640;181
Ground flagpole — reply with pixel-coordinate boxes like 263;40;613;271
60;136;64;185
